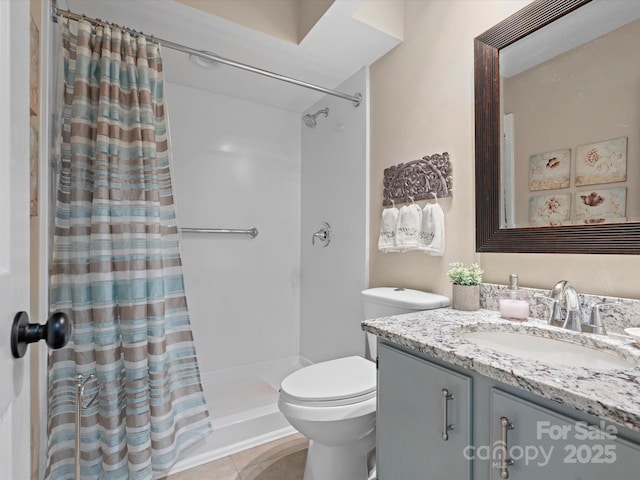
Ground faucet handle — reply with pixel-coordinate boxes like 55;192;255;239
584;301;620;335
533;293;564;328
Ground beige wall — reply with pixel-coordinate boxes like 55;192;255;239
369;0;640;300
369;0;529;297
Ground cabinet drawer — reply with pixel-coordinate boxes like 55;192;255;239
490;389;640;480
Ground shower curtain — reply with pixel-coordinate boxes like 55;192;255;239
46;19;211;480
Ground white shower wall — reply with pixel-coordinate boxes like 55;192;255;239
166;82;302;373
167;67;369;372
300;68;370;363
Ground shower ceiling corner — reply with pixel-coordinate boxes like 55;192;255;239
65;0;402;112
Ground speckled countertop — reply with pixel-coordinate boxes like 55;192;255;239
362;308;640;432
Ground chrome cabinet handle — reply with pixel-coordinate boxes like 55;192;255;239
499;416;515;479
441;388;454;441
312;222;331;247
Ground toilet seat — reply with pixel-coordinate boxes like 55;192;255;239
280;356;376;407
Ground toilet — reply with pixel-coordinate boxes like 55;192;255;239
278;287;450;480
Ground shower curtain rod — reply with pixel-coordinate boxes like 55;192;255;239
53;7;362;107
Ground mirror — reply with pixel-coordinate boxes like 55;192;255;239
475;0;640;254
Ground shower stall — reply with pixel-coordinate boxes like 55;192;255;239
40;0;397;476
165;66;369;475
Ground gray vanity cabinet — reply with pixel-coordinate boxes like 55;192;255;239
490;389;640;479
376;343;472;480
376;341;640;480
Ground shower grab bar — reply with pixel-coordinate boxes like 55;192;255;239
181;227;259;238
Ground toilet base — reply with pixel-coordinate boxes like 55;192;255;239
302;430;375;480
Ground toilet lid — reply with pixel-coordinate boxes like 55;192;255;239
280;356;376;405
361;287;450;310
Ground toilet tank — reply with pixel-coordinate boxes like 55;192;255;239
362;287;450;359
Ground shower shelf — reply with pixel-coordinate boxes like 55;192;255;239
382;152;453;206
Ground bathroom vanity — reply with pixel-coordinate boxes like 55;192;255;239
363;309;640;479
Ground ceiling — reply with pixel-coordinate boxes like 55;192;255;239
64;0;403;113
174;0;335;45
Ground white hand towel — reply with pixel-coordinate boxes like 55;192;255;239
378;207;400;252
421;203;445;256
418;204;435;250
395;203;422;251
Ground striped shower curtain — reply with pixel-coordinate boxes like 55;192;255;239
46;20;211;479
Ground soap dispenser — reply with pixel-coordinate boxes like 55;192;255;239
499;274;530;321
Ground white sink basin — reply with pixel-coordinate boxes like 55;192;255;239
461;331;635;370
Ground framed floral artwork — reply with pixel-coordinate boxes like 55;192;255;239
529;193;571;226
575;137;627;186
529;148;571;191
574;187;626;224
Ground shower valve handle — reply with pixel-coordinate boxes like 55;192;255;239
10;310;71;358
312;222;332;247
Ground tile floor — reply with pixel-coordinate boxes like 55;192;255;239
163;433;308;480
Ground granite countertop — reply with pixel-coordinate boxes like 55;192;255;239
362;308;640;432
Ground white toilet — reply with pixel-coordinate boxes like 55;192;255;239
278;287;450;480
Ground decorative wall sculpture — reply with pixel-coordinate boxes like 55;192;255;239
382;152;453;206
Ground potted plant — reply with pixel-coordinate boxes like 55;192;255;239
447;262;484;311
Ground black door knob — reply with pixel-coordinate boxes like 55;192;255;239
11;311;71;358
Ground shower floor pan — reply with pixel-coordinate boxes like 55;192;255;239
169;355;311;475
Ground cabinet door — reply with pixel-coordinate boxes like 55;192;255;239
377;344;472;480
490;389;640;480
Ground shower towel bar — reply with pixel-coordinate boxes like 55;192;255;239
181;227;259;238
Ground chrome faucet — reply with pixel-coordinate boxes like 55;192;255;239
538;280;581;332
547;280;568;327
541;281;613;335
561;286;582;332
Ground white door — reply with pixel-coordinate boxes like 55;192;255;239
0;1;34;479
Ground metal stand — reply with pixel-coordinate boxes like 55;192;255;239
75;374;101;479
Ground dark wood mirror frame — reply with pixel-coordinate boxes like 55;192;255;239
474;0;640;254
